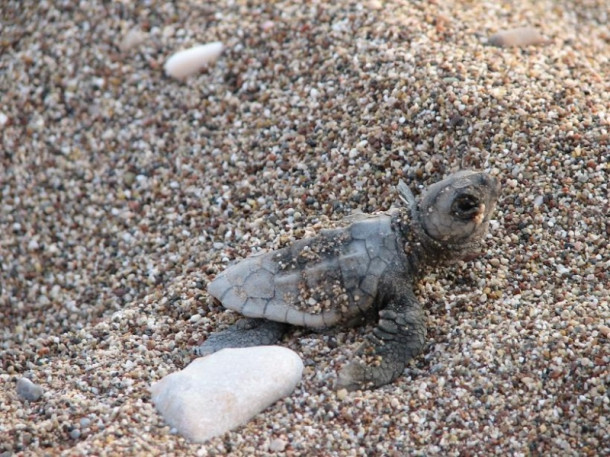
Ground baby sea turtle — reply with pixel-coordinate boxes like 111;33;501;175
197;171;500;390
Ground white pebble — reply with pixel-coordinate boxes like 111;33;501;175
269;438;287;452
188;314;202;323
261;20;275;32
151;346;303;443
488;27;546;48
164;42;224;79
119;28;147;52
556;265;569;275
27;238;39;251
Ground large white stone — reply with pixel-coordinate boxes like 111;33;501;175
150;346;303;442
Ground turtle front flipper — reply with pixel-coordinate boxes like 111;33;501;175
336;283;425;390
194;318;288;356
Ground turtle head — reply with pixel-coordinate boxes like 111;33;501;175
417;170;500;257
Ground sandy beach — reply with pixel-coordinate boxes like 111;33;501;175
1;0;608;455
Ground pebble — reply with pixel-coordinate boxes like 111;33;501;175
80;417;91;428
16;377;43;402
150;346;303;442
269;438;287;452
164;42;224;79
336;388;348;401
119;28;147;52
488;26;546;47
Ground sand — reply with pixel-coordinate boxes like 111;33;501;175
1;0;608;455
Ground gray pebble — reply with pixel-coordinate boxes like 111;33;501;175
80;417;91;428
16;377;43;402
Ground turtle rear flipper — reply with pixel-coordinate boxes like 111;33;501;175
194;318;288;356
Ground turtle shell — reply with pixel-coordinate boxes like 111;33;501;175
207;211;404;329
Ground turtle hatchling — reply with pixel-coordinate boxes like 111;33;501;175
197;170;500;390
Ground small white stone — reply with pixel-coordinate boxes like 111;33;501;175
488;27;546;48
489;220;500;231
261;20;275;32
119;28;147;52
556;264;569;275
189;314;202;323
164;42;224;79
151;346;303;443
269;438;287;452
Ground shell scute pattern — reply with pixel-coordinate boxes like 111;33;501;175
338;240;368;290
207;213;401;328
243;269;274;298
359;274;378;296
364;235;384;259
263;300;289;322
220;286;248;311
259;253;280;274
242;297;268;318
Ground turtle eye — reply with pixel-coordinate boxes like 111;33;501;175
451;194;480;220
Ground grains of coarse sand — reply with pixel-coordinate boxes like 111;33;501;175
1;0;608;456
